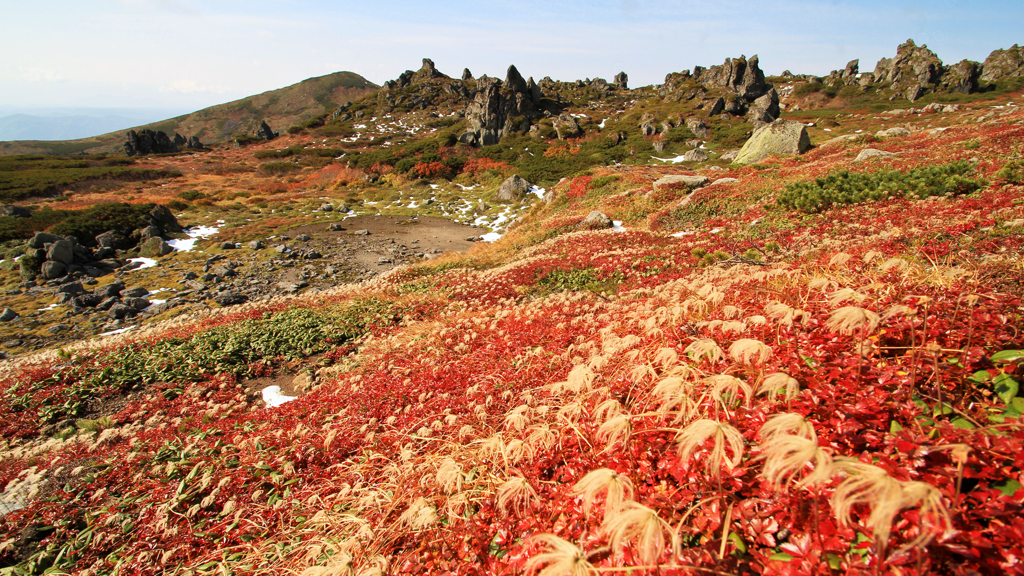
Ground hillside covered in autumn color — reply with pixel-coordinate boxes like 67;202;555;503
1;41;1023;576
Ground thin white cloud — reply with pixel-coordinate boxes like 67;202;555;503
159;80;227;94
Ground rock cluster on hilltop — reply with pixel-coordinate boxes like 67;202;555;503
819;40;1024;102
124;129;203;156
459;65;545;146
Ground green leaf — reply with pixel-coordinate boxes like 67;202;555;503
993;373;1020;405
991;349;1024;363
728;532;747;554
769;552;794;562
890;421;905;433
968;369;992;384
993;479;1023;497
827;554;843;569
951;417;976;429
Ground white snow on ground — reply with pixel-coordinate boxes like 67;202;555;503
142;299;167;312
670;231;695;237
611;221;626;232
481;232;503;242
653;155;689;163
262;385;296;408
99;326;136;337
598;119;606;128
37;303;59;312
530;186;546;199
168;224;222;252
126;258;158;270
456;184;478;191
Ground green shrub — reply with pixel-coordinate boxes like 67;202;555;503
259;162;301;175
777;161;987;213
49;203;158;244
995;160;1024;184
177;190;206;201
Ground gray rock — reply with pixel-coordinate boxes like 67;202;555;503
255;120;277;141
40;261;67;280
353;229;369;236
48;324;69;334
378;257;392;264
0;308;17;322
0;205;31;218
712;177;740;186
144;300;179;316
720;150;739;162
693;54;768;100
96;297;119;311
47;240;74;265
295;234;311;242
707;97;726;117
875;127;911;139
682;149;709;163
137;226;161;241
581;210;613;229
855;148;896;162
274;245;289;254
57;281;86;296
108;303;133;319
28;232;62;250
614;71;628;89
734;119;811;164
220;241;236;250
139;237;172;257
214;292;248;306
640;120;657;136
122;287;148;298
319;203;334;212
553;114;583;139
95;281;125;298
653;175;711;190
498;174;533;201
686;118;710;139
328;223;344;231
124;297;150;311
248;240;264;250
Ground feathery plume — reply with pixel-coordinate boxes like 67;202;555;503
728;338;773;365
756;372;800;401
572;468;634;521
827;306;880;335
497;476;539;516
602;501;672;566
759;413;816;442
676;419;745;476
524;534;598;576
759;434;833;488
684;338;724;363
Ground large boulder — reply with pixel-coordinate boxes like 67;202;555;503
255;121;277;141
653;175;711;191
686;118;710;139
581;211;613;229
139;237;172;257
553;114;583;140
28;232;63;250
95;231;123;248
941;60;980;94
497;175;533;201
614;72;628;90
734;119;811;165
40;261;67;280
980;45;1024;83
46;240;74;265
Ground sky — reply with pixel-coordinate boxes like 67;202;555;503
1;0;1021;114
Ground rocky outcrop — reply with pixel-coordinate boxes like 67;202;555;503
614;72;628;90
186;136;203;149
124;129;179;156
255;121;278;141
734;119;811;165
581;211;613;229
694;55;769;100
459;65;544;147
980;45;1024;83
553;114;583;139
413;58;448;82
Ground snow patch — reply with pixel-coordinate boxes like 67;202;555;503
126;258;158;270
262;385;296;408
100;326;136;337
481;232;503;242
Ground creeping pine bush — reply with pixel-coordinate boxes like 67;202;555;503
777;161;987;213
995;160;1024;184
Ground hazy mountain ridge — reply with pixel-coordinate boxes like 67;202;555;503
0;71;378;156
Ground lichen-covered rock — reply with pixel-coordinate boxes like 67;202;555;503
139;237;172;257
734;119;811;165
581;210;613;229
497;175;533;201
653;175;711;190
980;44;1024;83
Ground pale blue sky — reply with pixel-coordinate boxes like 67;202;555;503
1;0;1019;111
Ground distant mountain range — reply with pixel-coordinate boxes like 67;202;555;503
0;71;378;156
